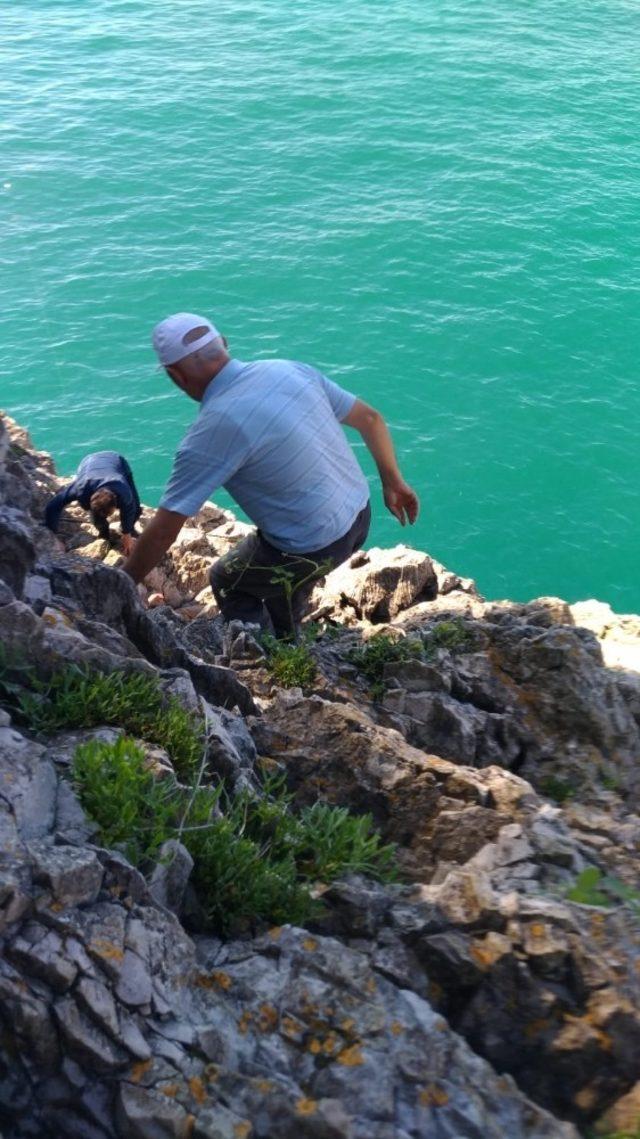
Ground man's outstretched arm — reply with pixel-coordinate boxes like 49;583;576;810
121;507;187;583
343;399;419;525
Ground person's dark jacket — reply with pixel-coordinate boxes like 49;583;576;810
44;451;141;536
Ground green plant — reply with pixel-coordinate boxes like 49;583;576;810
72;735;218;864
186;814;314;933
348;633;424;700
261;634;316;688
296;801;398;883
566;867;611;907
538;775;575;804
566;868;640;918
9;664;203;780
71;739;398;935
599;770;620;792
423;618;472;657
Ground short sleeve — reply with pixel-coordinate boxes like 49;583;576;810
295;363;357;422
160;419;248;517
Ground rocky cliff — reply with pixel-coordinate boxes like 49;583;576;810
1;410;640;1139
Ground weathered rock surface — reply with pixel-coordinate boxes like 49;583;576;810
311;544;439;623
1;410;640;1138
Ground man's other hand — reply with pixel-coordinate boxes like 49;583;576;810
383;479;419;526
121;533;136;556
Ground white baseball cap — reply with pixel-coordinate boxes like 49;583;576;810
152;312;221;366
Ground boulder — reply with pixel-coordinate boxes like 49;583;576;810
313;545;438;623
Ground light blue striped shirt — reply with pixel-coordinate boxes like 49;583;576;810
160;358;370;552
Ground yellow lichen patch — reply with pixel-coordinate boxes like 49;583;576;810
238;1010;253;1036
160;1084;179;1098
210;970;233;991
419;1084;450;1108
129;1059;152;1084
302;938;318;952
254;1079;274;1094
268;926;283;940
188;1076;207;1105
233;1123;252;1139
322;1033;339;1055
281;1015;303;1038
336;1044;364;1067
90;938;124;963
528;922;547;938
49;901;65;913
307;1038;323;1055
295;1098;318;1116
365;977;377;994
204;1064;220;1084
257;1004;279;1033
340;1018;356;1034
390;1021;404;1037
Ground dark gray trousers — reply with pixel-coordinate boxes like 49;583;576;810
210;502;371;638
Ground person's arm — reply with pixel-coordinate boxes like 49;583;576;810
121;507;187;583
44;485;75;532
343;399;419;525
117;485;138;536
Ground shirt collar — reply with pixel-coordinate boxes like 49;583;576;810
201;358;245;406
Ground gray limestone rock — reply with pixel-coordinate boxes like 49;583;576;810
116;1083;192;1139
27;840;104;907
0;725;57;844
0;505;36;595
313;544;438;622
148;840;194;916
54;996;127;1072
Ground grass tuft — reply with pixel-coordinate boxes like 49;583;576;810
2;659;203;780
348;633;423;700
423;618;472;656
261;634;316;688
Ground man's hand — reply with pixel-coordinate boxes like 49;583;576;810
383;478;419;526
122;507;187;584
121;533;136;557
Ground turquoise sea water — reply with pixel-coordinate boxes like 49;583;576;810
1;1;639;610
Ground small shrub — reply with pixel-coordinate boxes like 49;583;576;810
261;635;316;688
11;664;203;780
566;868;640;918
423;618;472;657
538;775;575;804
186;816;314;933
71;740;398;936
566;867;611;907
348;633;423;699
295;801;398;883
72;735;218;864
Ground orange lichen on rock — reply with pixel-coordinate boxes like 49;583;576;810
295;1098;318;1116
188;1076;207;1105
419;1084;450;1108
336;1043;364;1067
129;1059;152;1084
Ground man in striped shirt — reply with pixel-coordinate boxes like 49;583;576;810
123;312;419;637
